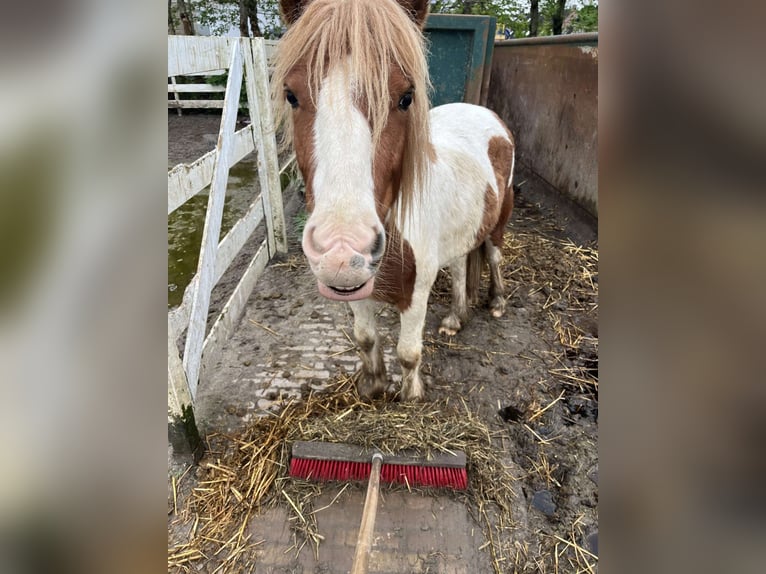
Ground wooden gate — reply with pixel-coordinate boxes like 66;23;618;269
167;35;287;456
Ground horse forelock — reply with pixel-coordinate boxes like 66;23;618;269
272;0;432;223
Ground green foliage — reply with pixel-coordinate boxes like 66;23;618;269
206;73;228;86
539;1;598;36
537;1;559;36
430;1;528;38
293;209;308;235
431;0;597;38
190;0;236;36
190;0;285;38
185;1;596;41
570;3;598;33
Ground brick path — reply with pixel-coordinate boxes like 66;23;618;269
196;285;404;434
250;487;493;573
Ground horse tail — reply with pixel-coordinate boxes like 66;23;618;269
466;243;486;305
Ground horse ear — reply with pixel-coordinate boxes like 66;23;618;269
280;0;311;25
398;0;430;28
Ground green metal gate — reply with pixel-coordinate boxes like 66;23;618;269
423;14;497;106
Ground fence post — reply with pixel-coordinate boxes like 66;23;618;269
242;37;287;256
170;75;183;115
168;325;202;459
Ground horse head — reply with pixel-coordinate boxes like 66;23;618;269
274;0;431;301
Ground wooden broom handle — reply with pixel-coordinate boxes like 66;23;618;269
350;453;383;574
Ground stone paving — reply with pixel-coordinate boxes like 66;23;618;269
196;272;406;435
249;488;493;573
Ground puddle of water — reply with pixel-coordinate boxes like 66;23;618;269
167;156;259;309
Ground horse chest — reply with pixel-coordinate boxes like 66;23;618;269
371;226;417;312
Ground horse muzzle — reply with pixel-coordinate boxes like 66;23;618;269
302;226;385;301
316;276;375;301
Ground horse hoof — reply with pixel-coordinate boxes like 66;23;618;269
358;386;386;400
399;374;428;402
490;297;506;318
400;389;424;402
357;375;387;400
439;315;462;336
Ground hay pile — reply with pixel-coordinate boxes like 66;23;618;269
169;375;519;573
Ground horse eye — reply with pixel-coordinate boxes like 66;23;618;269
285;89;299;109
398;91;413;111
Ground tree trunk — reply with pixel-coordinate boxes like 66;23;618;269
239;0;249;36
247;0;262;37
176;0;196;35
240;0;263;37
168;0;176;35
529;0;539;37
552;0;567;35
461;1;478;14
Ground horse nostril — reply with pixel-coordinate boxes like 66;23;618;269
303;224;323;257
371;231;385;263
349;254;365;269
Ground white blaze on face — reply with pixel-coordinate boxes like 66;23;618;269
301;64;385;301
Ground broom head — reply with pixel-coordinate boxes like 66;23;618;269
290;441;468;490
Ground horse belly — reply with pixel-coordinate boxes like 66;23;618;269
426;104;513;265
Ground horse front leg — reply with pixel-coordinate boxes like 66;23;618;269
397;282;433;401
349;299;387;399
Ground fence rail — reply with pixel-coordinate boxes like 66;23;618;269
168;38;278;111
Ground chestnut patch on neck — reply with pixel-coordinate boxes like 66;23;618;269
372;224;416;311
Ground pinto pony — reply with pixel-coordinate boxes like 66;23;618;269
274;0;515;400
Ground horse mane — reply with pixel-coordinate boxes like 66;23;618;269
272;0;432;222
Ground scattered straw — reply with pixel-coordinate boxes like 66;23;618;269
430;219;598;398
168;375;521;573
248;319;280;339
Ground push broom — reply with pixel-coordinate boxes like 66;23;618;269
290;440;467;573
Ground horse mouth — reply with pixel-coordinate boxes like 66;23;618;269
317;278;375;301
329;283;366;295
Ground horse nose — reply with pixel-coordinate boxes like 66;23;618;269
370;230;385;265
302;224;324;261
302;224;385;266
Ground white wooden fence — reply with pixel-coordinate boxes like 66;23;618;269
168;39;278;110
167;35;287;454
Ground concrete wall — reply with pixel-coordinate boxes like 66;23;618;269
487;34;598;215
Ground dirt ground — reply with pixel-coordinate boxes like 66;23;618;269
168;112;598;573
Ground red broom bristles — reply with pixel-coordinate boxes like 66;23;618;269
289;457;468;490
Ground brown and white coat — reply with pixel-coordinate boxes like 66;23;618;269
275;0;515;400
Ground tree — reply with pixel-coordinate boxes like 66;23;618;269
191;0;283;38
430;1;529;39
239;0;262;37
550;0;566;35
169;0;177;34
571;2;598;33
176;0;197;35
529;0;539;36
